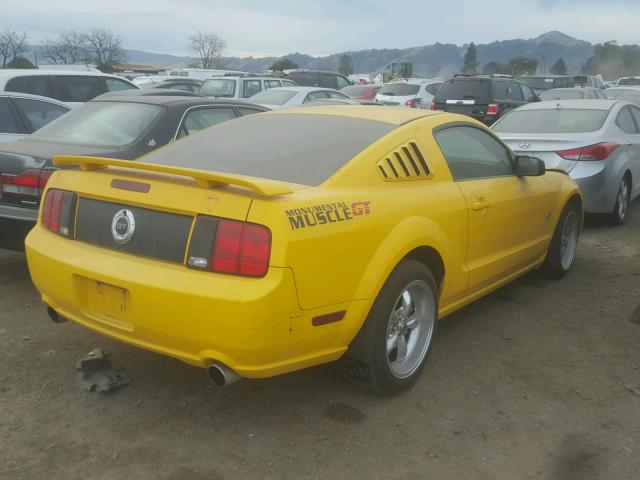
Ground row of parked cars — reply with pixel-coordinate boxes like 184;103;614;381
0;68;638;252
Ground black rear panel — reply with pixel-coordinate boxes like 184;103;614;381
75;198;192;263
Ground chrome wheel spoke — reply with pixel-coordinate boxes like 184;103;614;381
395;334;408;362
387;332;398;353
406;313;419;330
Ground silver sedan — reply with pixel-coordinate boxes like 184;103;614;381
492;100;640;224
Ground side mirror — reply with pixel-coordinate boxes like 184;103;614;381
515;155;545;177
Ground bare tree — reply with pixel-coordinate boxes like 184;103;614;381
42;31;89;65
0;29;28;68
188;32;226;69
82;28;126;72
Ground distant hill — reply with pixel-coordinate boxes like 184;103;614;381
23;31;599;76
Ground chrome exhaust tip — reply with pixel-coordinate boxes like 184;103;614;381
208;362;241;387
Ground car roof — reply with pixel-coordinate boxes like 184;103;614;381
269;105;443;125
516;99;619;111
262;86;340;93
91;91;268;108
0;91;70;107
0;69;126;78
545;87;598;92
205;76;287;81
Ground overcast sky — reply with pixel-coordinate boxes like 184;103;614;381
4;0;638;57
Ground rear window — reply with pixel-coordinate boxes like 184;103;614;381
30;102;163;147
144;114;395;186
540;90;585;100
5;75;52;98
249;89;297;105
493;109;609;134
435;79;490;101
378;83;420;96
618;78;640;86
200;79;237;97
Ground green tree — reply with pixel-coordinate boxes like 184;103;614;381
270;58;299;71
550;57;567;75
509;57;538;76
482;61;509;75
6;55;34;69
338;53;353;76
462;42;478;74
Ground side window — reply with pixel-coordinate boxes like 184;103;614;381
616;107;636;134
237;107;264;116
521;84;536;102
5;76;52;98
508;82;524;101
105;78;137;92
282;80;297;87
179;108;236;137
327;91;348;99
304;91;329;102
434;126;514;181
319;74;338;89
51;76;105;102
425;83;442;95
13;98;68;131
265;80;281;89
0;98;21;134
336;75;350;89
628;107;640;133
493;81;508;100
242;80;262;98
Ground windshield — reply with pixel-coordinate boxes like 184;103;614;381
493;109;609;134
435;79;490;101
540;90;584;100
144;114;395;186
618;78;640;86
249;89;297;105
30;102;163;147
378;83;420;96
200;79;237;97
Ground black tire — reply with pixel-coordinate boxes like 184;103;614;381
608;175;631;225
541;201;581;278
343;260;439;395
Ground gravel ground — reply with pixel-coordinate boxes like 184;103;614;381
1;206;639;480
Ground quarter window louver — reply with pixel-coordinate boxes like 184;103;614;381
376;141;431;181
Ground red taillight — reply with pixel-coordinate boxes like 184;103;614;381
556;142;619;161
429;101;436;111
41;189;77;237
0;169;53;197
405;98;417;107
188;217;271;277
486;103;500;116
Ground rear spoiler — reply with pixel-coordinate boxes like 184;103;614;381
52;155;294;197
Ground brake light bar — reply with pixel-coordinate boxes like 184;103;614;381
0;169;53;197
556;142;619;161
42;189;77;238
188;217;271;278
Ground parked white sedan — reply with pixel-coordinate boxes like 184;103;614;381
249;86;350;110
0;92;70;143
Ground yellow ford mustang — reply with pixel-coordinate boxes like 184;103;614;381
25;107;582;395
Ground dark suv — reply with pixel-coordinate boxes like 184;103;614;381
432;74;539;125
284;70;352;90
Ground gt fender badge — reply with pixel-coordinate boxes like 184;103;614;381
111;209;136;244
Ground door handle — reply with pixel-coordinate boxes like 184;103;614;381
471;200;491;211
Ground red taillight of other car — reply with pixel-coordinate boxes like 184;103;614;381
556;142;619;161
405;98;417;107
430;101;437;111
188;217;271;278
41;189;77;238
0;169;53;197
486;103;500;116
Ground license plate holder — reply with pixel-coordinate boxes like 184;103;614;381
87;281;130;329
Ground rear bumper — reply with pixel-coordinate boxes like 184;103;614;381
570;162;618;213
0;202;38;222
26;226;364;378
